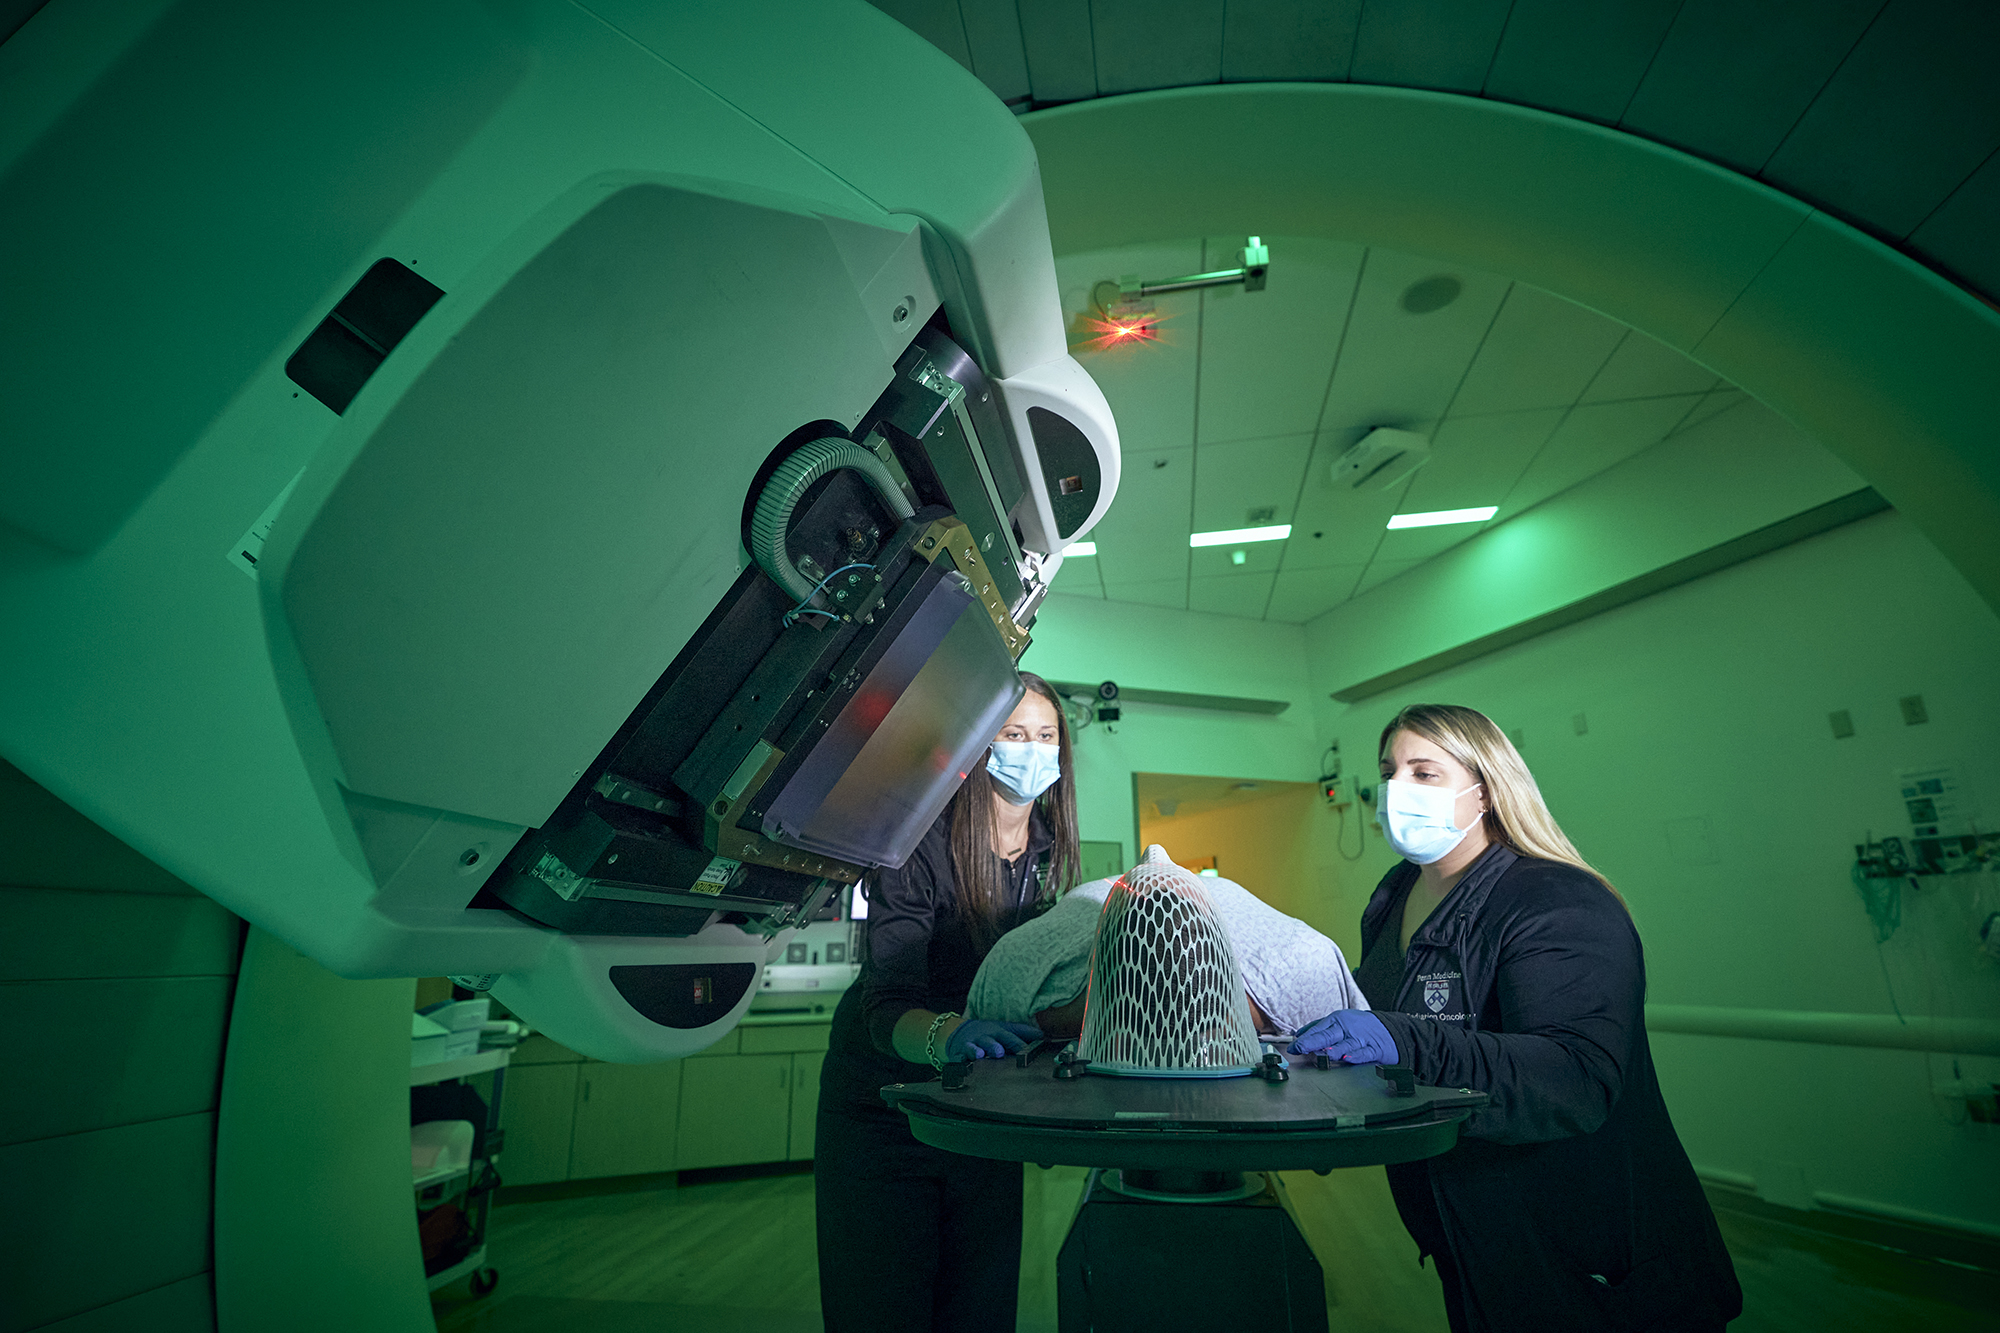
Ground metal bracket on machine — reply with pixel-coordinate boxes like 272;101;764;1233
915;516;1031;661
700;739;863;885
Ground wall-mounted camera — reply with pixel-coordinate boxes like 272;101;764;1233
1096;680;1120;725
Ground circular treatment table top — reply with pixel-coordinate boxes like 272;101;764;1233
881;1050;1489;1173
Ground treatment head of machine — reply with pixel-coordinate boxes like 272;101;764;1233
0;0;1118;1063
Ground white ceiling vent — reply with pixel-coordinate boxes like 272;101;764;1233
1331;427;1431;490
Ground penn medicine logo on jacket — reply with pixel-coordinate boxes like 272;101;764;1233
1413;970;1466;1022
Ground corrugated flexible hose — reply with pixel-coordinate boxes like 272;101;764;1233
750;437;914;602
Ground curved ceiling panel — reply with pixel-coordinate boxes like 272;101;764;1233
867;0;2000;310
1018;83;2000;618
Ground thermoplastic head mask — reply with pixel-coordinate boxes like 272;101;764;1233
1077;845;1261;1076
1376;778;1483;865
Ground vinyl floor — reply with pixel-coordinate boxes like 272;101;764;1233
431;1164;1997;1333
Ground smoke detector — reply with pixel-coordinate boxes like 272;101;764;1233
1331;427;1431;490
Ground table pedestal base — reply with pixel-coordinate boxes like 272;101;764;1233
1056;1167;1327;1333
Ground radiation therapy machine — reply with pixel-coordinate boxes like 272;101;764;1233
0;0;1117;1060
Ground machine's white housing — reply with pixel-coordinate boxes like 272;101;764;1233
0;0;1117;1059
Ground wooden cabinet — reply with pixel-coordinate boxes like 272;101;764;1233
569;1061;682;1179
676;1053;793;1169
499;1062;579;1186
497;1019;832;1185
787;1052;823;1160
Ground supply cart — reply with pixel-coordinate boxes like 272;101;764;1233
411;1046;512;1297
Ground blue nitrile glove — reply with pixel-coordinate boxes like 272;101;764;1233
946;1019;1043;1061
1288;1010;1398;1065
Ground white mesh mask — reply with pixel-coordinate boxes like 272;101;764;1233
1076;845;1263;1077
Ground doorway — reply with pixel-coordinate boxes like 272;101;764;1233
1132;772;1329;937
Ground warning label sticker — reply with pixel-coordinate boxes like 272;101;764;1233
689;857;742;896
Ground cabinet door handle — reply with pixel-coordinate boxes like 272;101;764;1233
581;1078;591;1103
779;1066;788;1089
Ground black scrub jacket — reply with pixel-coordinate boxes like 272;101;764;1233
1363;844;1742;1333
815;809;1053;1333
821;808;1053;1112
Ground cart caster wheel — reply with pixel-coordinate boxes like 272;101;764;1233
469;1268;499;1298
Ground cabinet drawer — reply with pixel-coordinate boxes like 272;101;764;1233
788;1052;823;1160
498;1063;578;1186
570;1061;681;1179
676;1054;791;1169
740;1022;831;1055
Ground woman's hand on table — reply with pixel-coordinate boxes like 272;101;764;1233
1288;1009;1399;1065
946;1018;1043;1060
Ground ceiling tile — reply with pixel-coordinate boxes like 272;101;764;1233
1267;564;1366;622
1350;0;1512;94
1192;540;1287;578
1484;0;1683;126
1353;557;1423;596
1618;0;1885;175
1189;571;1276;618
1908;147;2000;305
1448;284;1626;416
1671;387;1746;437
1318;251;1511;431
1091;0;1225;95
1399;407;1565;515
1048;549;1105;598
1579;330;1720;403
1189;432;1315;530
1499;394;1704;516
1057;243;1203;453
1099;577;1189;611
1197;234;1364;444
1086;445;1191;584
1017;0;1098;102
1282;434;1413;566
1761;2;2000;239
1222;0;1361;82
866;0;975;70
960;0;1034;103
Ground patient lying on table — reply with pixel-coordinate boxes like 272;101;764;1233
967;844;1367;1041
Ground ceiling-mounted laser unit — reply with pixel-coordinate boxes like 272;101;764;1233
1331;427;1431;491
1090;237;1271;312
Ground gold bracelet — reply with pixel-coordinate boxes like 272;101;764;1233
925;1011;960;1069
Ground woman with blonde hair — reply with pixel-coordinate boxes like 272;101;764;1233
1291;703;1740;1333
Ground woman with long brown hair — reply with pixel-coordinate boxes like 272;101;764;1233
814;670;1081;1333
1292;703;1739;1333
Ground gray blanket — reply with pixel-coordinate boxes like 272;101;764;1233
967;872;1368;1034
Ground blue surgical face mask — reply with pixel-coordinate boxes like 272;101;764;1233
1376;778;1483;865
986;741;1061;805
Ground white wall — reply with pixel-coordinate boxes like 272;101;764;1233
1023;592;1324;865
1307;510;2000;1235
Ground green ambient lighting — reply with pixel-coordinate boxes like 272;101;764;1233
1067;541;1097;556
1189;524;1290;547
1386;507;1498;530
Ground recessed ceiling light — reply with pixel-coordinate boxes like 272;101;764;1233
1190;524;1289;547
1067;541;1097;556
1386;507;1498;529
